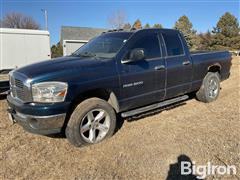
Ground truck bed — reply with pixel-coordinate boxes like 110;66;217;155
190;50;231;84
191;50;228;55
191;50;230;63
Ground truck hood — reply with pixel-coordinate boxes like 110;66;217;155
16;56;113;82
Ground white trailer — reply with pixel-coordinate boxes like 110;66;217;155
63;39;88;56
0;28;51;93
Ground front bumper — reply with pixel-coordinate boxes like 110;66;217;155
8;109;66;135
7;95;70;135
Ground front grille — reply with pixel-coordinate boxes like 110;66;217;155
15;79;24;89
10;73;31;102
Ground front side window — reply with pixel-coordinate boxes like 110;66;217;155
162;33;184;56
129;33;161;59
72;32;132;58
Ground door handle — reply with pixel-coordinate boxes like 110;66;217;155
182;60;190;65
154;65;165;70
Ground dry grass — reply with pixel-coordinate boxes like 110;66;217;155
1;57;239;179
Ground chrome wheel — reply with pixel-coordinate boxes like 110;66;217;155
208;77;219;98
80;109;110;143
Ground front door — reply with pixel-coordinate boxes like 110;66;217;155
118;31;166;111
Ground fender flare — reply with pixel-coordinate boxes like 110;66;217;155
208;63;222;71
108;91;120;113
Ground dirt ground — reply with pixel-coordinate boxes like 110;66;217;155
1;57;239;180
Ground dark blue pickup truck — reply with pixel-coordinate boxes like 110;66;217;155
7;28;231;147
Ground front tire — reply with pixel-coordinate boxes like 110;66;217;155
196;72;220;103
66;98;116;147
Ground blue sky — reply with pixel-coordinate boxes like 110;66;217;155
1;0;239;45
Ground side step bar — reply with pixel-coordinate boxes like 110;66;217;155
121;95;189;118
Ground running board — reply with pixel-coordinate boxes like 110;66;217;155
121;95;189;118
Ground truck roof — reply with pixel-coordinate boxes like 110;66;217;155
0;28;50;36
103;28;179;34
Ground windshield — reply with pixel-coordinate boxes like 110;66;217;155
72;32;132;58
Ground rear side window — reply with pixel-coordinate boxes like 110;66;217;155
162;33;184;56
130;33;161;59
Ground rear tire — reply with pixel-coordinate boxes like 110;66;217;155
196;72;220;103
65;98;116;147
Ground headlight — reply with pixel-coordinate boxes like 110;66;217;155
32;82;68;103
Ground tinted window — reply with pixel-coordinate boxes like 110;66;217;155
129;33;161;59
162;33;184;56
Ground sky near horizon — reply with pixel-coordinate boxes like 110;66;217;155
1;0;239;45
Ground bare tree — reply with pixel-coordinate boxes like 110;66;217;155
108;10;127;29
123;23;131;30
1;12;40;29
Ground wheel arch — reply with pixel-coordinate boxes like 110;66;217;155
70;88;120;113
62;88;120;134
208;63;221;74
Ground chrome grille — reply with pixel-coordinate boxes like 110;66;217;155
15;79;24;89
10;73;31;102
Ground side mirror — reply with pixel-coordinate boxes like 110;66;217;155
130;48;145;61
122;48;145;64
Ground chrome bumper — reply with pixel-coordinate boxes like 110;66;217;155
8;108;66;135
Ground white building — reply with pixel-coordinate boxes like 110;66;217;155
60;26;107;56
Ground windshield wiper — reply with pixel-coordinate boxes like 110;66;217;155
78;52;96;57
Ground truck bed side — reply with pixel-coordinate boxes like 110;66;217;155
191;51;231;91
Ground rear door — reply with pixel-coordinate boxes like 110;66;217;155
119;31;166;110
161;32;192;98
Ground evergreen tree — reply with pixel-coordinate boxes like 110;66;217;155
153;23;163;28
132;19;142;29
213;12;239;37
174;15;198;50
144;23;150;28
51;42;63;58
212;12;240;50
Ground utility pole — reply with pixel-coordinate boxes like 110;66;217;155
41;9;48;30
